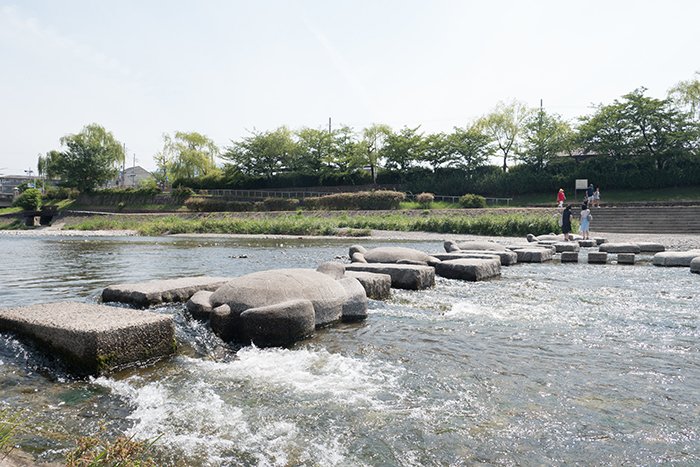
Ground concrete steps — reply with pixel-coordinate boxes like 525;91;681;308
573;206;700;233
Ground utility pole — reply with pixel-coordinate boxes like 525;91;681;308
328;117;332;135
131;154;137;187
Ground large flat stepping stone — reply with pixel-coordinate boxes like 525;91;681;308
433;250;517;266
578;240;597;248
102;276;231;307
599;243;641;254
588;252;609;264
560;251;579;263
345;263;435;290
0;302;175;375
345;271;392;300
652;250;700;267
554;242;580;253
691;257;700;274
513;248;553;263
637;242;665;253
617;253;636;265
435;258;501;281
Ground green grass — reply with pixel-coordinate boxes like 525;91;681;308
0;206;22;215
399;200;460;210
65;212;560;238
511;186;700;206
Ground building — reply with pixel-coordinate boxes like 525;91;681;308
105;166;155;188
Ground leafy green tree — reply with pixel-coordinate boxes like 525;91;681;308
157;131;219;181
294;127;330;174
223;127;296;179
668;71;700;120
358;124;392;181
13;188;42;210
37;150;63;179
382;126;424;172
577;100;629;159
519;110;574;171
422;132;451;171
54;124;126;192
447;125;494;175
477;100;532;172
326;125;361;173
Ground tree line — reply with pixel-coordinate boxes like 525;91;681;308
37;73;700;195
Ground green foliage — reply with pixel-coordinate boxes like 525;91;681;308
459;193;487;208
668;71;700;121
65;433;160;467
382;126;424;173
477;100;533;172
54;123;126;192
1;408;26;459
304;190;405;210
260;197;299;211
171;186;195;199
183;197;254;212
223;127;297;179
157;131;219;183
13;188;42;211
519;109;574;171
44;186;79;200
415;192;434;208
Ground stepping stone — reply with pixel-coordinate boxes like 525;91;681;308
102;276;231;308
554;242;580;253
241;299;316;347
345;263;435;290
636;242;665;253
433;250;517;266
0;302;175;375
345;271;392;300
588;252;609;264
691;257;700;274
434;258;501;281
578;240;597;248
652;250;700;267
513;248;553;263
599;243;641;254
560;251;579;263
186;290;214;320
617;253;636;265
594;237;607;245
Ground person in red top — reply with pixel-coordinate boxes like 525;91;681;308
557;188;566;207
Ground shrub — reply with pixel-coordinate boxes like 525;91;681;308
304;190;405;210
415;192;434;208
44;186;79;200
184;196;253;212
259;197;300;211
13;188;42;211
171;186;195;200
459;193;487;208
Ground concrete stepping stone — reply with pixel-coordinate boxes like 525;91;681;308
186;290;214;320
587;252;609;264
577;240;597;248
102;276;231;307
554;242;580;253
652;250;700;267
599;243;641;254
560;251;579;263
0;302;175;375
691;257;700;274
345;263;435;290
593;237;607;245
434;258;501;281
241;299;316;348
636;242;665;253
512;248;554;263
433;250;517;266
345;271;392;300
617;253;636;265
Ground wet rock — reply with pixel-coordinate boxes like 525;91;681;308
599;243;641;254
433;250;517;266
577;240;597;248
513;248;554;263
587;252;608;264
636;242;665;253
186;290;214;320
554;242;580;253
350;246;440;266
560;251;579;263
337;277;369;321
240;299;316;347
652;250;700;267
593;237;608;245
443;240;507;252
316;262;346;280
434;258;501;281
345;271;392;300
102;276;231;308
345;263;435;290
690;257;700;274
0;302;175;375
617;253;636;265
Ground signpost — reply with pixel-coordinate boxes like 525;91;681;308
575;179;588;200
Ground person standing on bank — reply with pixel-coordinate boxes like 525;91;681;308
586;184;594;202
579;203;592;240
557;188;566;207
592;186;601;208
562;205;573;241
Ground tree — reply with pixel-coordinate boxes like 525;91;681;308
422;132;451;171
54;124;125;192
325;125;360;173
382;126;424;172
477;100;532;172
519;110;574;171
223;127;296;179
358;124;392;182
294;127;330;174
157;131;219;182
37;150;63;179
668;71;700;121
446;124;494;175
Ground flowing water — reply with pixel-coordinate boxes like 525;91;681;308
0;235;699;466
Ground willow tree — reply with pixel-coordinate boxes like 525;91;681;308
157;131;219;181
477;100;532;172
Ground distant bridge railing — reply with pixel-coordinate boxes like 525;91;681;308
197;189;512;206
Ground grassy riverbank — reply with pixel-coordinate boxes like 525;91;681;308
63;212;561;237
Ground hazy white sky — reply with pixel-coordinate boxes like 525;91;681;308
1;0;698;174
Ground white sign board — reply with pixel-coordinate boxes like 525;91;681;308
575;179;588;190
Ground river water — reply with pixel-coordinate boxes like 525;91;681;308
0;235;699;466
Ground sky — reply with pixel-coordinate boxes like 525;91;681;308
1;0;699;175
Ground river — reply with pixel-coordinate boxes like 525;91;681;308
1;235;699;466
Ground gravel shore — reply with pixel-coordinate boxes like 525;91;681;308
1;227;699;250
